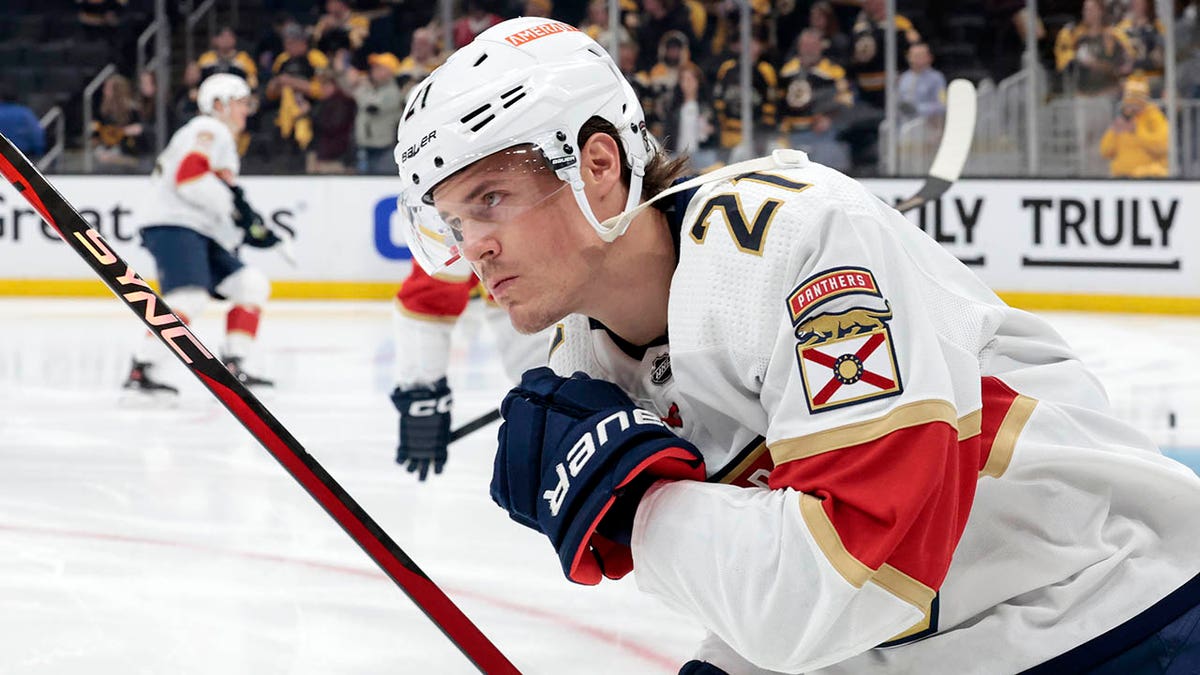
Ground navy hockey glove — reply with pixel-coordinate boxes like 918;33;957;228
390;378;452;481
490;367;706;585
229;185;279;248
679;661;729;675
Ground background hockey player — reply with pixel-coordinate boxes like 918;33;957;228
390;261;549;481
124;73;285;397
395;18;1200;674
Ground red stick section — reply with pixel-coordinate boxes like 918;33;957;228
0;135;519;675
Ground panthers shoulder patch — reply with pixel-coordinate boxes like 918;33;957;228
787;267;902;413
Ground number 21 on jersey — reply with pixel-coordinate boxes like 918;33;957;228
689;172;811;255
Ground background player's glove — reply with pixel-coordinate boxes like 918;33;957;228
490;367;706;585
390;378;452;481
229;184;280;249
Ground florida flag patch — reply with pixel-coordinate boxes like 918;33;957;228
788;267;903;413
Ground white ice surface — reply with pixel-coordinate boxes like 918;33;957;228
0;299;1196;674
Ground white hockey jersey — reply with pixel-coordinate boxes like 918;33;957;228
139;115;242;251
548;154;1200;674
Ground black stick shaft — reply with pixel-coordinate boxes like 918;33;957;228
0;135;519;675
451;408;503;443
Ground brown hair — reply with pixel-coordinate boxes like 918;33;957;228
810;1;841;39
578;116;691;200
100;74;136;126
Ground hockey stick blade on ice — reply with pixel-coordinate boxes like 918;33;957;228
453;81;980;446
0;135;519;675
893;78;977;213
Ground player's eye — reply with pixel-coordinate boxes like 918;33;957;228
466;192;505;220
482;192;504;209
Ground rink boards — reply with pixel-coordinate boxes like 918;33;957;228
0;175;1195;313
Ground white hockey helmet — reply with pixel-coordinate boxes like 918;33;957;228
394;17;652;274
198;73;252;115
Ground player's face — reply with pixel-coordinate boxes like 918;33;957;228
432;152;601;334
221;97;251;134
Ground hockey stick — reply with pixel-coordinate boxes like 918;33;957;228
0;135;519;675
449;81;979;445
451;408;503;443
893;78;977;212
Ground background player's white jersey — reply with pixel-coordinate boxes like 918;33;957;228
549;154;1200;673
140;115;241;251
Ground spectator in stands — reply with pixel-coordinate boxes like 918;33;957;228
397;27;443;100
0;88;46;158
173;63;203;131
636;0;701;71
198;26;260;90
849;0;922;110
352;52;405;175
525;0;554;19
581;0;609;41
77;0;126;38
308;71;357;174
779;28;854;171
672;61;717;168
453;0;503;49
983;0;1045;82
897;42;947;124
1179;0;1200;97
92;73;146;172
809;1;852;66
1116;0;1165;85
313;0;371;62
1100;77;1169;177
137;70;160;150
256;14;297;75
712;24;778;161
266;24;330;172
1054;0;1132;96
644;31;694;142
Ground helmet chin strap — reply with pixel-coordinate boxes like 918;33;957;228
565;154;647;243
596;149;811;238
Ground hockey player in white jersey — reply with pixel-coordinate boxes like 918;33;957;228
123;73;284;396
389;260;550;480
396;18;1200;674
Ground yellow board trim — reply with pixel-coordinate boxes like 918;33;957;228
981;395;1038;479
996;292;1200;315
5;281;1199;313
772;399;961;464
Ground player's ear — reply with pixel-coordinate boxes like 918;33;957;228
579;132;622;199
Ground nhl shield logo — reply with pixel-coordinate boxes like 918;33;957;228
650;353;672;385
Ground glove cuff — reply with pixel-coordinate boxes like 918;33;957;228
561;436;705;585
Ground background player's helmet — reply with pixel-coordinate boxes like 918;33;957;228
394;17;651;274
197;74;252;115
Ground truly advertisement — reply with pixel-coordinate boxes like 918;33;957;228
0;175;1195;305
864;178;1197;299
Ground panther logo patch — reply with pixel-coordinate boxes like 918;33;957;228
788;267;902;413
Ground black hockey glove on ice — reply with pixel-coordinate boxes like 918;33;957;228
230;184;279;248
390;378;453;481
